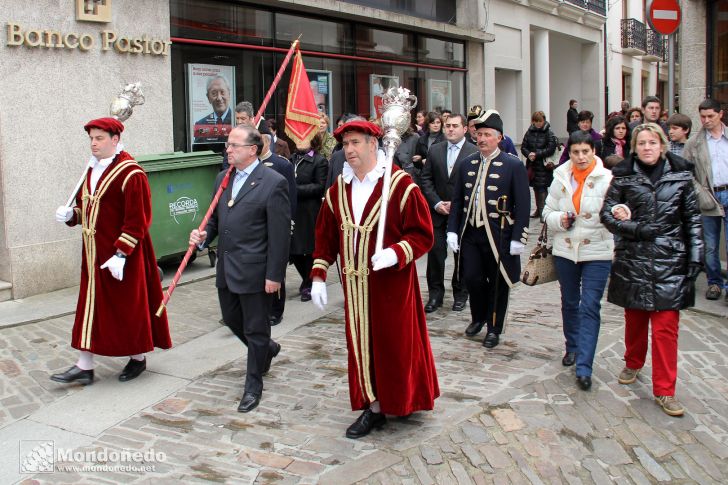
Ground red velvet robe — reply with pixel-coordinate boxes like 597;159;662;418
311;167;439;416
67;151;171;356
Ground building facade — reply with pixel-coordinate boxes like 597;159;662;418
605;0;669;116
481;0;607;142
0;0;491;299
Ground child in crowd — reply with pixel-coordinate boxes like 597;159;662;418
667;113;692;156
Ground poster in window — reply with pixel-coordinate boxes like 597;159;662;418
307;69;333;132
370;74;399;119
427;79;452;113
187;63;236;149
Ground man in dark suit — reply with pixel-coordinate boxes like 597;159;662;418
419;114;476;313
190;125;290;413
447;110;530;349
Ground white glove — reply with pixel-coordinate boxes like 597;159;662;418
510;241;526;256
447;232;459;252
311;281;327;311
100;255;125;281
55;206;73;222
372;248;398;271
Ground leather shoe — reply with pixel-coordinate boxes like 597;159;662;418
237;392;261;413
300;288;312;302
345;409;387;439
424;299;442;313
118;358;146;382
562;352;576;367
452;300;467;312
576;376;592;391
269;315;282;326
465;321;485;337
263;341;281;376
482;332;500;348
50;365;94;385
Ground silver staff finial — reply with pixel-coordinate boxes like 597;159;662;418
109;82;145;121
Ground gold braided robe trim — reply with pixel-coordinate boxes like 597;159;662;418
336;170;407;402
79;160;138;349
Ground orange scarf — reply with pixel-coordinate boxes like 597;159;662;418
572;159;596;214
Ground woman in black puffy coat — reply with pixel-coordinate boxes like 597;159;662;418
521;111;557;219
600;122;703;418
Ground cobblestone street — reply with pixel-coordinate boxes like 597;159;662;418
2;228;728;484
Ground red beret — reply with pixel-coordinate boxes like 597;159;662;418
333;120;383;142
84;117;124;136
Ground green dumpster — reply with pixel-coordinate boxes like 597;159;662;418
137;151;222;272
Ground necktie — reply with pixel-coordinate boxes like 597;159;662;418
447;144;459;176
231;171;246;199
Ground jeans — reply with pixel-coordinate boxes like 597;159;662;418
702;189;728;287
554;256;611;377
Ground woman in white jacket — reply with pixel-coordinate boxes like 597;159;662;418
543;131;614;391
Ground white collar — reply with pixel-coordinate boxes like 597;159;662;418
88;143;124;169
342;150;388;184
706;125;728;141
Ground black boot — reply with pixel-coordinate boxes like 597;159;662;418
345;409;386;439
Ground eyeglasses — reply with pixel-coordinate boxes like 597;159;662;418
224;142;254;149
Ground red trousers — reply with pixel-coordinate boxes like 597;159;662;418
624;309;679;396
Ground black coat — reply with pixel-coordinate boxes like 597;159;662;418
415;131;445;164
521;122;558;189
600;153;703;311
290;151;328;255
419;140;478;227
566;108;579;134
205;164;290;293
599;136;631;161
394;132;419;177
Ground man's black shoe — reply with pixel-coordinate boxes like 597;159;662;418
263;341;281;376
562;352;576;366
118;358;146;382
576;376;592;391
345;409;386;439
482;332;500;348
269;315;283;326
452;300;467;312
50;365;94;385
465;321;485;337
237;392;261;413
424;299;442;313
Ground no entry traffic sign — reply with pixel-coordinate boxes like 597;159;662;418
646;0;682;35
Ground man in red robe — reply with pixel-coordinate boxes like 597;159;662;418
51;117;172;385
309;120;439;439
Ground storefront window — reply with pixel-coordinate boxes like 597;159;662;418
169;1;467;151
356;26;416;61
171;0;273;46
418;36;465;68
275;14;352;54
344;0;457;24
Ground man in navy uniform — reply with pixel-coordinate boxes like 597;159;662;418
446;110;530;348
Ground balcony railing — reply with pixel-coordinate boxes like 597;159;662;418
661;35;680;63
645;29;664;60
621;18;646;55
561;0;606;16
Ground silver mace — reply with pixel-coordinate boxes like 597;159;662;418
375;87;417;252
63;82;146;208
